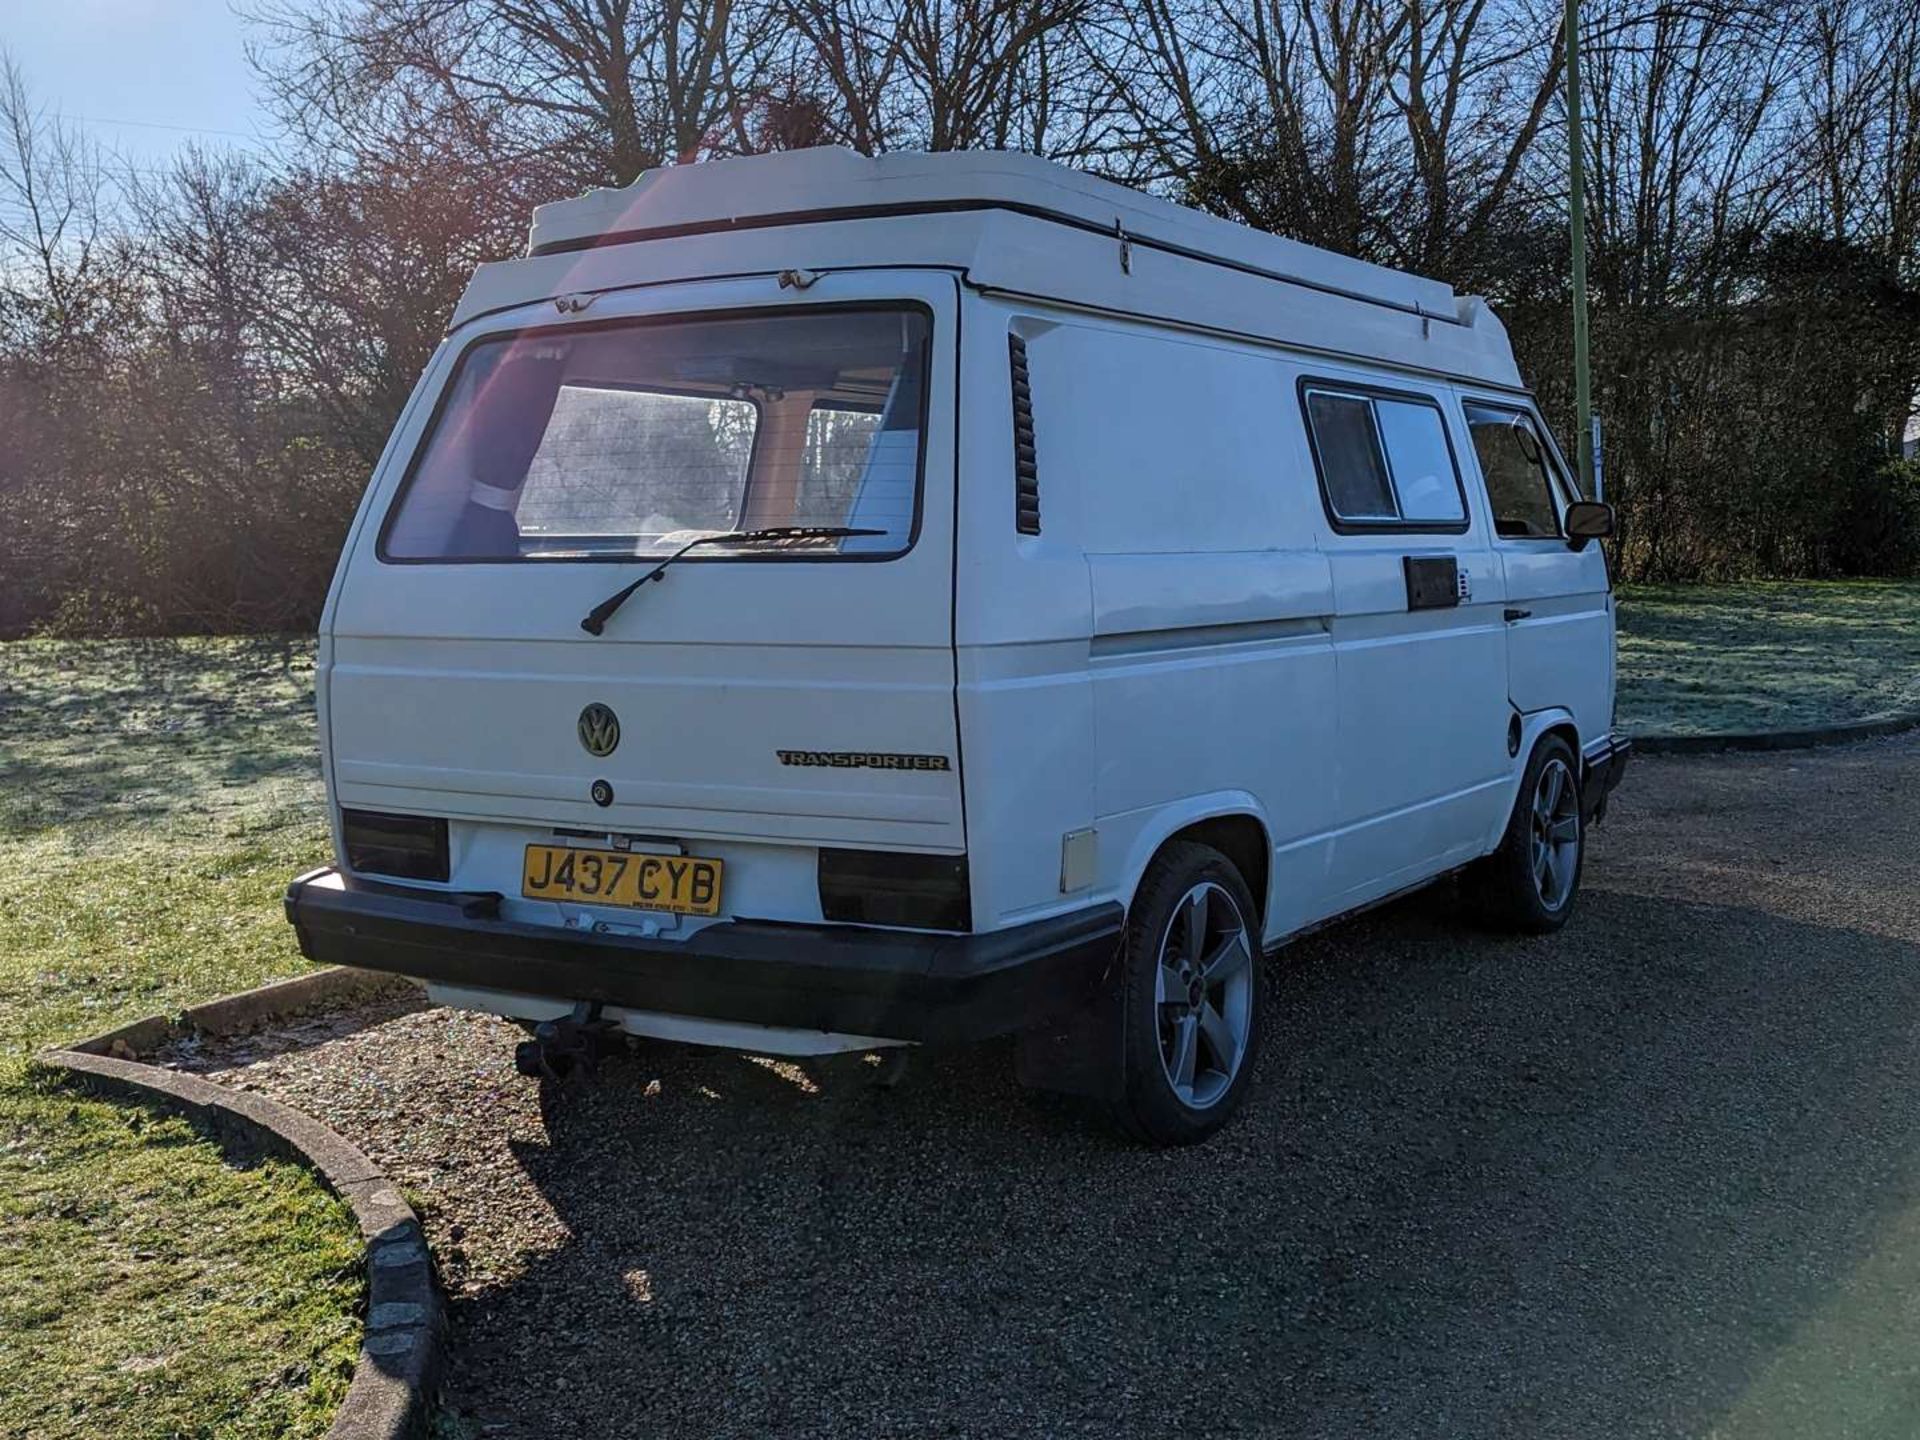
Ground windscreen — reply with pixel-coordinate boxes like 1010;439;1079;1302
382;307;930;561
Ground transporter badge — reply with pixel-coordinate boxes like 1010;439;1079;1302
578;703;620;757
776;749;952;771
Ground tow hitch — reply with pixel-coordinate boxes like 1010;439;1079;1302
514;1001;620;1081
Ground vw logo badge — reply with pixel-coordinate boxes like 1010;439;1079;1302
578;703;620;758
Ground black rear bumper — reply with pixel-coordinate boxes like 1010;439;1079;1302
1582;733;1632;822
284;867;1122;1044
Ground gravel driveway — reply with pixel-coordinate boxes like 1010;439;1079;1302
178;736;1920;1438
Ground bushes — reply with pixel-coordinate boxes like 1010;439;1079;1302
1511;233;1920;584
0;138;514;640
0;344;369;639
1828;460;1920;577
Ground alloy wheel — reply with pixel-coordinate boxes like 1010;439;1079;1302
1530;756;1581;910
1153;881;1255;1109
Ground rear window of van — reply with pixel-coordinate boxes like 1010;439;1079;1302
381;307;929;562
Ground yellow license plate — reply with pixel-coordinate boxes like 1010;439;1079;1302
521;844;723;915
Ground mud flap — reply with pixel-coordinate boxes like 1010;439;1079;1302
1014;961;1123;1101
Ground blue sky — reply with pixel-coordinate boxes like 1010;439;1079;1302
5;2;271;172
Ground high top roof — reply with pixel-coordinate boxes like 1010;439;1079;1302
528;147;1466;324
458;147;1521;389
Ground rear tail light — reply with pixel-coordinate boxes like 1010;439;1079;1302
342;809;449;883
818;849;970;932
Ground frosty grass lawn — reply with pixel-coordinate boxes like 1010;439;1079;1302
1616;580;1920;737
0;638;358;1440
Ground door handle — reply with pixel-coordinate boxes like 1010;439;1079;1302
1504;608;1532;622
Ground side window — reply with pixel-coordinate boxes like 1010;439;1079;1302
1305;392;1395;518
1465;403;1562;538
1374;400;1463;523
1302;385;1467;529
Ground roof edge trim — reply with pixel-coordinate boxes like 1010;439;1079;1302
526;197;1469;329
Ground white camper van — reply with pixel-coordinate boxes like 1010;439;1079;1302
285;148;1628;1145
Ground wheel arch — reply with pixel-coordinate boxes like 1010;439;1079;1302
1485;707;1580;853
1540;718;1582;766
1114;795;1273;937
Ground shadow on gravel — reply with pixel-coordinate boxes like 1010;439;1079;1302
442;882;1920;1440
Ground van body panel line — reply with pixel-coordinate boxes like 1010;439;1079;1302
1088;615;1328;659
1085;549;1335;639
967;283;1525;395
284;867;1121;1045
330;761;955;823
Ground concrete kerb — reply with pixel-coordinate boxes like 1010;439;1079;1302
36;967;438;1440
1633;708;1920;756
67;965;416;1060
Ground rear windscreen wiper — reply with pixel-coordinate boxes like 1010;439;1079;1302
579;526;885;635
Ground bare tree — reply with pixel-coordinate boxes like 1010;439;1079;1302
252;0;780;187
1386;0;1568;277
0;53;120;350
1793;0;1920;263
773;0;1095;155
1078;0;1563;284
1576;0;1799;308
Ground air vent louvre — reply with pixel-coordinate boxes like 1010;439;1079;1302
1009;334;1040;535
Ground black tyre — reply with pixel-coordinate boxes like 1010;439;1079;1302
1470;733;1585;933
1106;841;1263;1146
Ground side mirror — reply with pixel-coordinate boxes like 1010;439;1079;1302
1563;500;1615;552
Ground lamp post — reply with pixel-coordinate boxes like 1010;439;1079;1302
1565;0;1596;497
